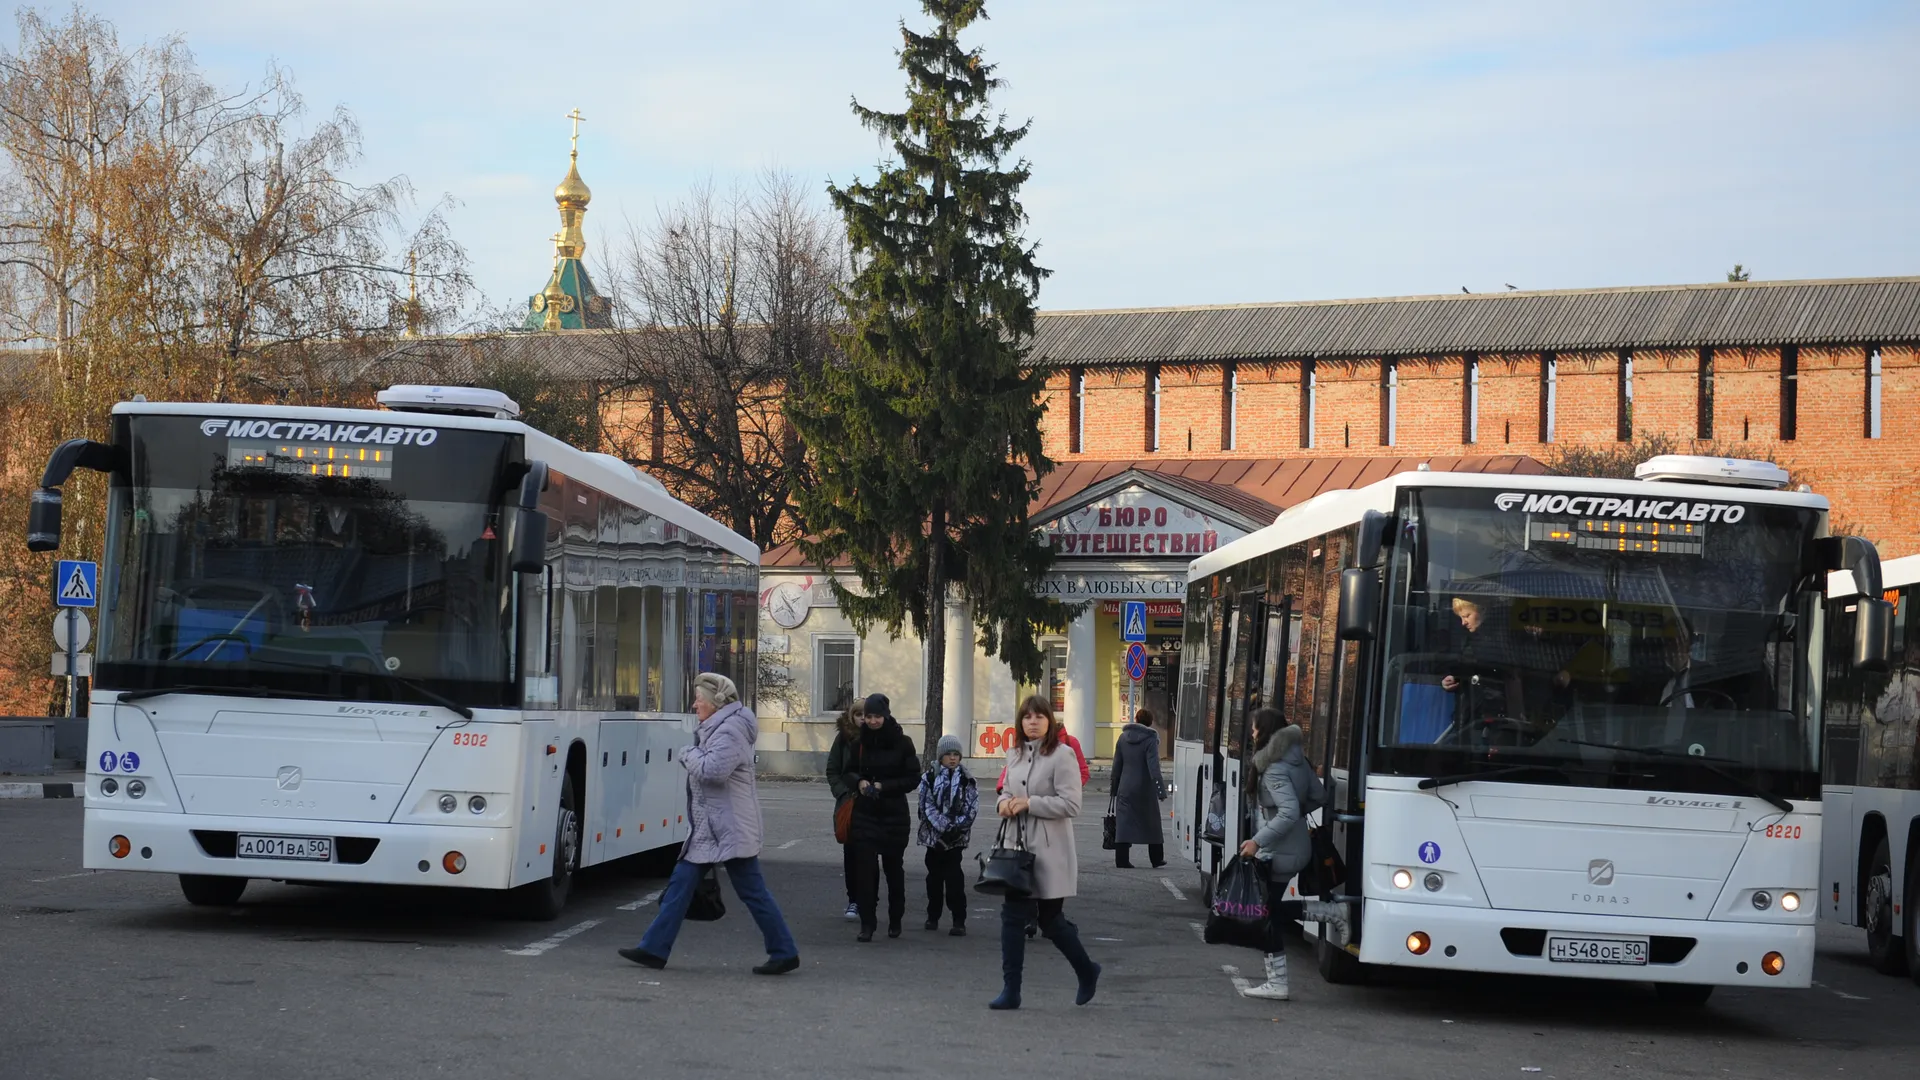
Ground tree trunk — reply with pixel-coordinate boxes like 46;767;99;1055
923;497;946;766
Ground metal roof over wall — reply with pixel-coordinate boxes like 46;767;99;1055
1027;277;1920;367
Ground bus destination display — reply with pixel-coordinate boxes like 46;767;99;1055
227;439;395;479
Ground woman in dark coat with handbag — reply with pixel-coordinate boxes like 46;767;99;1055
840;693;919;941
825;703;865;920
1109;708;1166;868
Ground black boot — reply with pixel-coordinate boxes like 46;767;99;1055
1044;916;1102;1005
990;904;1025;1009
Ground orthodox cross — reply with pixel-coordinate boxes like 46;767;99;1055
566;108;586;155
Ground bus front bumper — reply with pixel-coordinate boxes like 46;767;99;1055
83;807;518;890
1356;897;1815;988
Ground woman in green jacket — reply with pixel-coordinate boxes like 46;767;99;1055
825;702;864;920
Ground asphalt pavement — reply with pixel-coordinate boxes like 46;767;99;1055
1;783;1912;1080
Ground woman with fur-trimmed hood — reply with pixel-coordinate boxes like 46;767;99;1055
1235;708;1349;1001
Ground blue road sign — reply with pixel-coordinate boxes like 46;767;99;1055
1121;600;1148;642
56;560;97;608
1125;641;1149;681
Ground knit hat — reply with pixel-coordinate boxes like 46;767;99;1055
862;692;891;719
936;733;964;759
693;672;740;707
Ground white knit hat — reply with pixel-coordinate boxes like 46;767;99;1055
693;672;740;707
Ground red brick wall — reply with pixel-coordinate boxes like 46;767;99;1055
1043;345;1920;558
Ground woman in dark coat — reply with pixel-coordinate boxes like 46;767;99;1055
1110;708;1167;868
824;702;865;920
839;692;919;941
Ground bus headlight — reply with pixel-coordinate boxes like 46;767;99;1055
1424;872;1444;892
100;777;118;796
468;796;487;815
1752;890;1772;911
126;780;146;799
438;794;458;814
1780;892;1800;912
1392;868;1414;890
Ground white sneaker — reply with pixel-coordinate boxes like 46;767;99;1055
843;902;859;921
1240;952;1290;1001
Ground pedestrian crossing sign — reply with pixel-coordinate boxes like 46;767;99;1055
1121;600;1148;642
56;560;97;608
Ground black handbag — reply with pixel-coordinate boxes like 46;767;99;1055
1297;826;1346;899
685;865;726;921
974;815;1037;896
1100;795;1117;851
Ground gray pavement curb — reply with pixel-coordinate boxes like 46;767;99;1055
0;780;81;799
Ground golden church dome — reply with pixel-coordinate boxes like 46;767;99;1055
555;153;591;207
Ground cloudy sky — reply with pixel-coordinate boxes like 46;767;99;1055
76;1;1920;316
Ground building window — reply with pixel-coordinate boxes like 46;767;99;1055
1539;352;1556;443
1867;346;1882;439
1697;347;1715;440
1069;366;1084;454
1222;362;1237;451
1463;353;1480;444
1380;359;1397;446
1146;364;1161;453
1300;359;1316;449
1616;349;1633;441
1781;345;1799;441
814;636;858;715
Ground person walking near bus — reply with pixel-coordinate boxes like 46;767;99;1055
917;733;978;935
1110;708;1167;869
1236;707;1348;1000
843;692;919;942
825;701;865;921
990;696;1101;1010
618;673;799;975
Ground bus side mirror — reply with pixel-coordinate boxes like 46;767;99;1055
1853;597;1892;672
1338;567;1379;641
509;458;551;575
510;508;548;575
26;488;61;552
1356;509;1389;567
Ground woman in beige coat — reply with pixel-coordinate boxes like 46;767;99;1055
990;695;1101;1010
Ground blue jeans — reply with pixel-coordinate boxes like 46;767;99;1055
637;856;798;962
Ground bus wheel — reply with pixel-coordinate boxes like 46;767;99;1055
1905;854;1920;989
510;772;581;921
1653;983;1713;1005
179;874;247;906
1315;927;1367;984
1865;837;1907;975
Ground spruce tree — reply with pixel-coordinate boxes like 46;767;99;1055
793;0;1066;761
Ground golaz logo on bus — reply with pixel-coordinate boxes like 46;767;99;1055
1493;492;1747;523
199;418;439;446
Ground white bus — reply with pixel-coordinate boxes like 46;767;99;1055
1821;552;1920;984
1170;456;1892;1002
27;385;758;919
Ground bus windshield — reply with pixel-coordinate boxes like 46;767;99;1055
1374;486;1825;800
97;414;520;709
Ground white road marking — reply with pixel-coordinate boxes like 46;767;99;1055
27;870;97;884
776;839;803;850
1188;920;1207;944
1093;937;1123;942
1221;963;1252;995
1160;877;1187;901
1813;980;1870;1001
506;918;604;956
617;890;663;912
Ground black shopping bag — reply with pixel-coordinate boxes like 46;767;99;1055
1203;855;1272;950
685;865;726;921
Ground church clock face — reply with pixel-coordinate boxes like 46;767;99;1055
768;582;809;628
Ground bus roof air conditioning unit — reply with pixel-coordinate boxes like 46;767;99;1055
377;385;521;420
1633;454;1789;490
